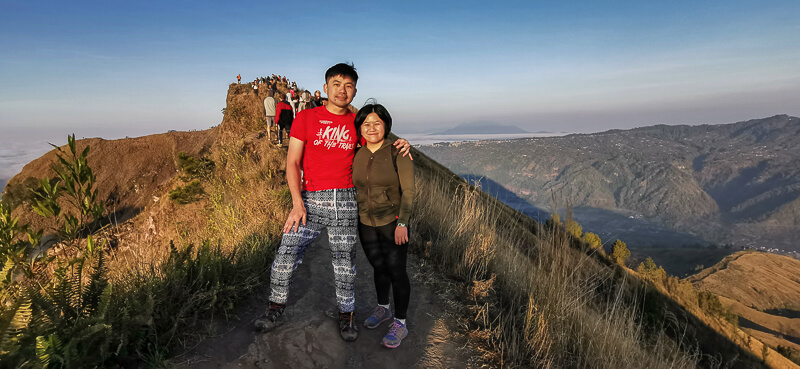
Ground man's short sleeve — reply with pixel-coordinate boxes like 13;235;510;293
290;110;308;142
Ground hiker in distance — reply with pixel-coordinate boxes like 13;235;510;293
255;63;412;342
353;103;415;348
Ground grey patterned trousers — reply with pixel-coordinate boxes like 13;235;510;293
269;188;359;312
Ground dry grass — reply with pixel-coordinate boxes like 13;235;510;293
204;130;288;250
410;150;702;368
690;251;800;311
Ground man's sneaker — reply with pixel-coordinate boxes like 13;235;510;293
254;303;285;332
382;319;408;348
364;306;393;329
338;311;359;342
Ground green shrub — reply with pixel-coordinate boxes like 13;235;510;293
697;291;738;326
177;152;215;179
31;134;104;242
169;180;204;205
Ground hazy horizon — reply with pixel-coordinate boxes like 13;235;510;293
1;112;795;192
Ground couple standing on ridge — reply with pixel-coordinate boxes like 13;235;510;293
254;63;416;349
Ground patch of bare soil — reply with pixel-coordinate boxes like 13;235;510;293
173;232;476;369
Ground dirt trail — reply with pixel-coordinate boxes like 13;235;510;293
175;231;473;368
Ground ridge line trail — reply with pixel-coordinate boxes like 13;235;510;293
176;230;473;368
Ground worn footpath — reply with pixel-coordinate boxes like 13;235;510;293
175;230;473;368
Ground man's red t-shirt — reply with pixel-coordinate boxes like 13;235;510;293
290;106;357;191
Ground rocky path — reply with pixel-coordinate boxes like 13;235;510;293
174;231;474;368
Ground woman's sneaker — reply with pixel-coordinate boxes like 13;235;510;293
339;311;359;342
364;306;393;329
382;319;408;348
254;303;285;332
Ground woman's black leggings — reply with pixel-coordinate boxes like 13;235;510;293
358;221;410;319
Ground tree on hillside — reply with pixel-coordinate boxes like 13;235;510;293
582;232;602;250
637;257;666;282
546;213;561;228
565;219;582;239
611;239;630;266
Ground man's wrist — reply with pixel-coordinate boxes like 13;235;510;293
397;222;407;228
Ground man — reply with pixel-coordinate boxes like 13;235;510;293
263;95;276;140
312;90;327;108
286;88;297;117
255;63;410;341
274;95;293;145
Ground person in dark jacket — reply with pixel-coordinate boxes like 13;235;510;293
352;103;415;348
275;95;294;145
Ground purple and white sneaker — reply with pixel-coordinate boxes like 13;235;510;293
382;319;408;348
364;306;392;329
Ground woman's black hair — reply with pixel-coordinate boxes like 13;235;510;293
354;103;393;139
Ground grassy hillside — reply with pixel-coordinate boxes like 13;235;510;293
691;250;800;362
410;146;789;368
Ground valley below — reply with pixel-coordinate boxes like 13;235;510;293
418;115;800;261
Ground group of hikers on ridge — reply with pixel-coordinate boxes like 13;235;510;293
240;73;329;144
252;63;417;349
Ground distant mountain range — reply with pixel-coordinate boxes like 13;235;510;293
419;115;800;251
433;122;529;135
0;178;6;192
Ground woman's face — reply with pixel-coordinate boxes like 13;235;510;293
360;113;385;145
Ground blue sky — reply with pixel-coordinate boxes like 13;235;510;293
1;0;799;152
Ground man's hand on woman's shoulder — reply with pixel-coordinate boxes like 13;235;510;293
393;138;413;160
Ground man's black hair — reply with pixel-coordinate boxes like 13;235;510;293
325;62;359;84
355;103;392;139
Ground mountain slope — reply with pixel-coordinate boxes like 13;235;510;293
691;251;800;356
419;115;800;250
5;130;218;240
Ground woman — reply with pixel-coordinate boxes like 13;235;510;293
352;103;415;348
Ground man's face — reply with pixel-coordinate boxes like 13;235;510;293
324;75;356;109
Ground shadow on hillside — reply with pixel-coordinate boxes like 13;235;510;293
460;174;709;248
460;174;550;222
739;316;800;346
706;160;800;221
107;206;142;225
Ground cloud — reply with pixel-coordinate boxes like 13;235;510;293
0;142;51;180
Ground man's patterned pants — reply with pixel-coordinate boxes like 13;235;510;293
269;188;359;313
